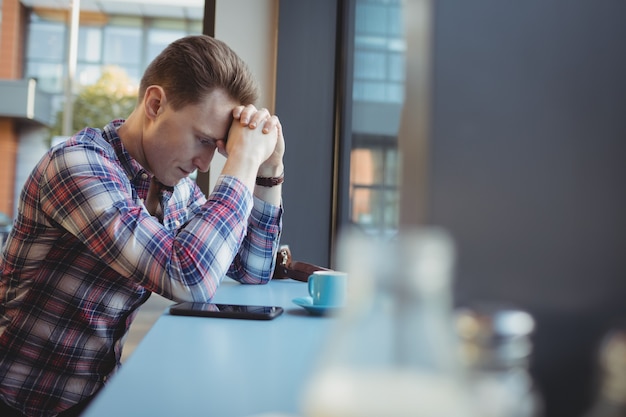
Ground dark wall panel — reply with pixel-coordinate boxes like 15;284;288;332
275;0;338;267
429;2;626;416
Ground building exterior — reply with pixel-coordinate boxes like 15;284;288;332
0;0;29;218
0;0;203;217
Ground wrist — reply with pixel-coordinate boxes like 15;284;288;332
257;163;284;178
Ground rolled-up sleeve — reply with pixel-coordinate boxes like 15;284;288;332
227;195;283;284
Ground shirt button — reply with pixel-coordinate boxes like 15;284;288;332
141;173;149;180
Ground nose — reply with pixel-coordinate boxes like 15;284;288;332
193;148;216;173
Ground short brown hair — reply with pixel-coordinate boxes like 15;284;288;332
139;35;259;110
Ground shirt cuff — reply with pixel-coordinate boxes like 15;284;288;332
251;196;283;234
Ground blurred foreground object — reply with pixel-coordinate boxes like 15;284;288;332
301;227;477;417
584;325;626;417
456;304;543;417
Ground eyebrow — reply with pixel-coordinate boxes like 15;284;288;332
194;113;233;142
194;129;218;142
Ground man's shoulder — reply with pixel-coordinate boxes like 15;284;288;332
41;127;126;183
51;126;116;160
69;126;109;149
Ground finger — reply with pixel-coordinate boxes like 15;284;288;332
238;104;259;125
248;108;272;129
232;105;246;120
262;115;280;134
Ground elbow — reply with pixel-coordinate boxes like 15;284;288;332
168;277;219;303
237;270;273;285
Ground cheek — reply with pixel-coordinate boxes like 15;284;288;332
144;137;179;171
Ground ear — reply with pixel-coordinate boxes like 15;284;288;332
143;85;167;121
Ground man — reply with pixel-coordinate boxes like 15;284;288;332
0;35;283;417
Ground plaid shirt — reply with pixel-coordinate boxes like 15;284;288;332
0;120;282;417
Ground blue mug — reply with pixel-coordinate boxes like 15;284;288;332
308;270;348;306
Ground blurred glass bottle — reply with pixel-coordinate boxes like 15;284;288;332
455;304;543;417
301;227;477;417
584;324;626;417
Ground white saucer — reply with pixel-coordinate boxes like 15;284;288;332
292;297;342;316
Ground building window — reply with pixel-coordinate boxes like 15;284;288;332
26;15;66;93
103;22;143;84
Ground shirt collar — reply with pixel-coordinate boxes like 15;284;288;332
102;119;151;184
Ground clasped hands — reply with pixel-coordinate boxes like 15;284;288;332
218;105;284;179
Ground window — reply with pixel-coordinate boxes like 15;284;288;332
347;0;405;234
103;23;143;84
27;18;66;61
26;16;66;94
77;26;103;63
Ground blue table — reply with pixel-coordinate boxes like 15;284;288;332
83;278;335;417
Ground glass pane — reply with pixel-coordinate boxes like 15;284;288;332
350;188;398;231
25;61;64;93
354;50;386;80
351;187;376;226
27;20;65;61
350;148;379;186
347;0;405;235
103;26;142;66
385;148;399;186
78;26;102;63
382;189;400;228
388;52;405;82
356;3;388;35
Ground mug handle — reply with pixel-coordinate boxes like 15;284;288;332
308;276;314;297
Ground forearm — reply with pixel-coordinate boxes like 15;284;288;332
228;197;283;284
220;152;260;193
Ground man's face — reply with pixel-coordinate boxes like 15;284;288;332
143;89;237;187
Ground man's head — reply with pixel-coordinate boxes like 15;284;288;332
139;35;260;110
123;35;260;187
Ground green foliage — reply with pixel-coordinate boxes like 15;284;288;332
51;66;138;138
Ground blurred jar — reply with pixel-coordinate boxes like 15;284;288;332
584;324;626;417
455;304;543;417
301;227;477;417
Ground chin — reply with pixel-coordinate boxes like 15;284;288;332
155;175;178;188
163;179;180;187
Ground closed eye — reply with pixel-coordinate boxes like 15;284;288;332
198;136;217;146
